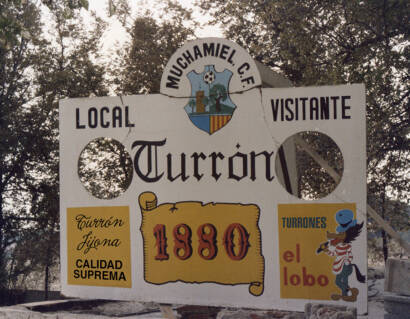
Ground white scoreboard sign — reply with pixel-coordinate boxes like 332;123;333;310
60;38;367;314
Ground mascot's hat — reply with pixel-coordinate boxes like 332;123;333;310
335;209;357;233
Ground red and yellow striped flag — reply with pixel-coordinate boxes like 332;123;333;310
210;115;232;134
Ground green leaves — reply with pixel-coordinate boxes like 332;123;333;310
198;0;409;260
110;3;194;95
0;0;104;294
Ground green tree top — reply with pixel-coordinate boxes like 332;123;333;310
209;84;227;112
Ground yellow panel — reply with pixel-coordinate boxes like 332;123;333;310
278;203;357;300
67;206;131;288
139;192;264;296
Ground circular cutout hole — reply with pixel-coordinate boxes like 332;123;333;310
275;131;344;200
78;137;133;199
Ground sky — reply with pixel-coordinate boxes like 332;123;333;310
87;0;223;54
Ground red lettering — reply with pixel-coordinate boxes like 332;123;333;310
153;224;169;260
283;250;294;262
283;267;288;286
197;223;218;260
223;223;250;260
173;224;192;260
282;266;329;287
318;275;329;286
302;267;315;286
290;274;300;286
151;223;255;261
296;244;300;263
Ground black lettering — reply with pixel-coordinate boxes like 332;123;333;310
176;57;188;70
331;96;340;119
170;65;183;76
228;145;248;181
241;76;255;85
250;151;274;181
109;271;118;281
280;99;284;121
167;153;189;182
76;108;86;129
193;45;203;60
125;106;135;127
88;107;98;128
132;139;166;182
295;98;299;120
215;43;221;56
310;98;319;120
285;98;294;121
227;49;236;64
166;75;180;89
237;62;250;74
112;106;122;127
209;152;224;181
220;44;229;59
320;97;330;120
191;152;206;181
77;231;92;252
203;42;215;56
342;96;351;119
300;97;308;120
100;107;110;128
271;99;280;121
182;50;194;64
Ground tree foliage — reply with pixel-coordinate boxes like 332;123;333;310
295;131;344;200
1;0;407;300
209;84;227;112
198;0;409;259
0;0;43;292
1;0;196;299
109;0;196;94
78;138;133;199
0;0;106;298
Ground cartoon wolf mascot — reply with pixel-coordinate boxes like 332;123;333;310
317;209;366;301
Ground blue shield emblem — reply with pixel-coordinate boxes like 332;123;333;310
184;65;236;134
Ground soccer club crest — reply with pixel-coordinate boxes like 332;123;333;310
184;65;236;134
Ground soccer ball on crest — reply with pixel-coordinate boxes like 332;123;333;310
203;71;215;84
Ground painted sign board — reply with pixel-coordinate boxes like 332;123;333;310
60;38;367;313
